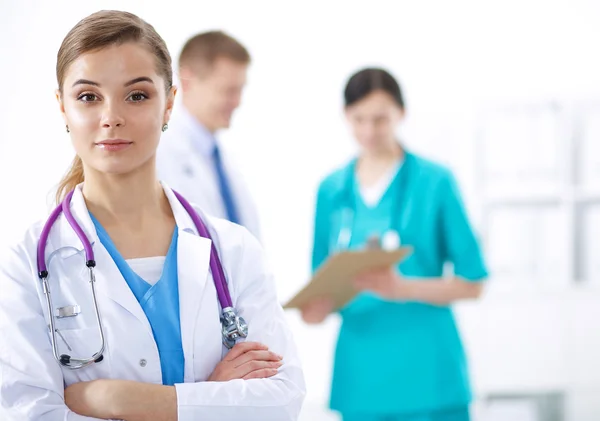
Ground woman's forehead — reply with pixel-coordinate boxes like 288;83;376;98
64;43;161;87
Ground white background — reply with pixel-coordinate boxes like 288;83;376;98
2;1;600;420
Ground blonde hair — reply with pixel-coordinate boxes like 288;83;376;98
55;156;85;204
54;10;173;204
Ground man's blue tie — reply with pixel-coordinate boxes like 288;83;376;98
211;145;241;225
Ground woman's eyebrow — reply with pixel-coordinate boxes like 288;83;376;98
71;76;154;88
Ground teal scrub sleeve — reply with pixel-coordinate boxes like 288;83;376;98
439;172;488;281
311;182;331;273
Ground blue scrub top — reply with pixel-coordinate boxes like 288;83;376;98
90;214;185;386
311;151;488;416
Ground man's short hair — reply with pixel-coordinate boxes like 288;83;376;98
178;30;250;74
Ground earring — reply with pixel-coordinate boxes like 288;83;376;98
161;123;169;132
66;125;70;133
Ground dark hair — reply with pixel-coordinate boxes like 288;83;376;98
178;30;250;74
55;10;173;204
344;68;405;109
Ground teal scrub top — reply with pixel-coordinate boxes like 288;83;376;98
311;151;488;415
91;214;185;386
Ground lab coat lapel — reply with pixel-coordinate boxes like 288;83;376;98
55;186;153;334
55;183;214;382
86;245;153;334
163;185;212;382
176;230;211;382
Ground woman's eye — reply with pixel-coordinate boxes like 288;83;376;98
128;92;148;102
78;93;98;102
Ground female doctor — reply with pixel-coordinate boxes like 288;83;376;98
301;68;488;421
0;10;304;421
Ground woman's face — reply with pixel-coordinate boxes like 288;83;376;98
345;90;404;154
57;42;176;176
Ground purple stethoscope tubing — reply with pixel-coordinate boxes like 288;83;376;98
37;189;246;369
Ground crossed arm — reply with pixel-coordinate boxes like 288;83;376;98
64;342;283;420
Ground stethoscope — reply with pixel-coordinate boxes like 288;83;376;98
37;189;248;370
333;152;413;251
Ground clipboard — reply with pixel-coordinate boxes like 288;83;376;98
283;247;412;311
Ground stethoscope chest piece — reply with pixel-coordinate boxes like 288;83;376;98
220;307;249;349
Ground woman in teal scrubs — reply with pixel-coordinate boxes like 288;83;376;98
301;68;488;421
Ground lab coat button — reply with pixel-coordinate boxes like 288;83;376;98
139;359;147;367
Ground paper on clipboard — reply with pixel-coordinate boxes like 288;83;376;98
283;247;412;311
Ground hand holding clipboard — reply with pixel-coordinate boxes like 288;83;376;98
283;246;412;311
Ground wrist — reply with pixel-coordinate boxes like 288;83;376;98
393;275;414;300
111;381;178;420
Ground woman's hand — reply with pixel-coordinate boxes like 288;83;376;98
355;270;485;305
300;297;335;324
354;267;412;300
208;341;283;381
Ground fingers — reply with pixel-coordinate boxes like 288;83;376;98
354;278;373;289
311;296;334;306
354;273;371;288
302;307;328;324
224;342;269;361
242;368;279;380
233;350;282;368
301;297;335;324
304;297;335;313
235;359;283;379
354;273;383;289
303;313;322;324
356;267;389;281
210;342;285;381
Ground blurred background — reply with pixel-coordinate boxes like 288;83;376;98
1;0;600;420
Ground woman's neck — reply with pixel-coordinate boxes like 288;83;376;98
82;161;171;231
361;141;403;166
357;142;404;187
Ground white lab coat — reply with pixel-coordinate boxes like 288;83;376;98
157;109;262;240
0;184;305;421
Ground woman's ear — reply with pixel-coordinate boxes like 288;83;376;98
344;106;351;122
56;89;68;125
164;86;177;124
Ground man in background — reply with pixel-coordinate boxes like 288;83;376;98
157;31;261;239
